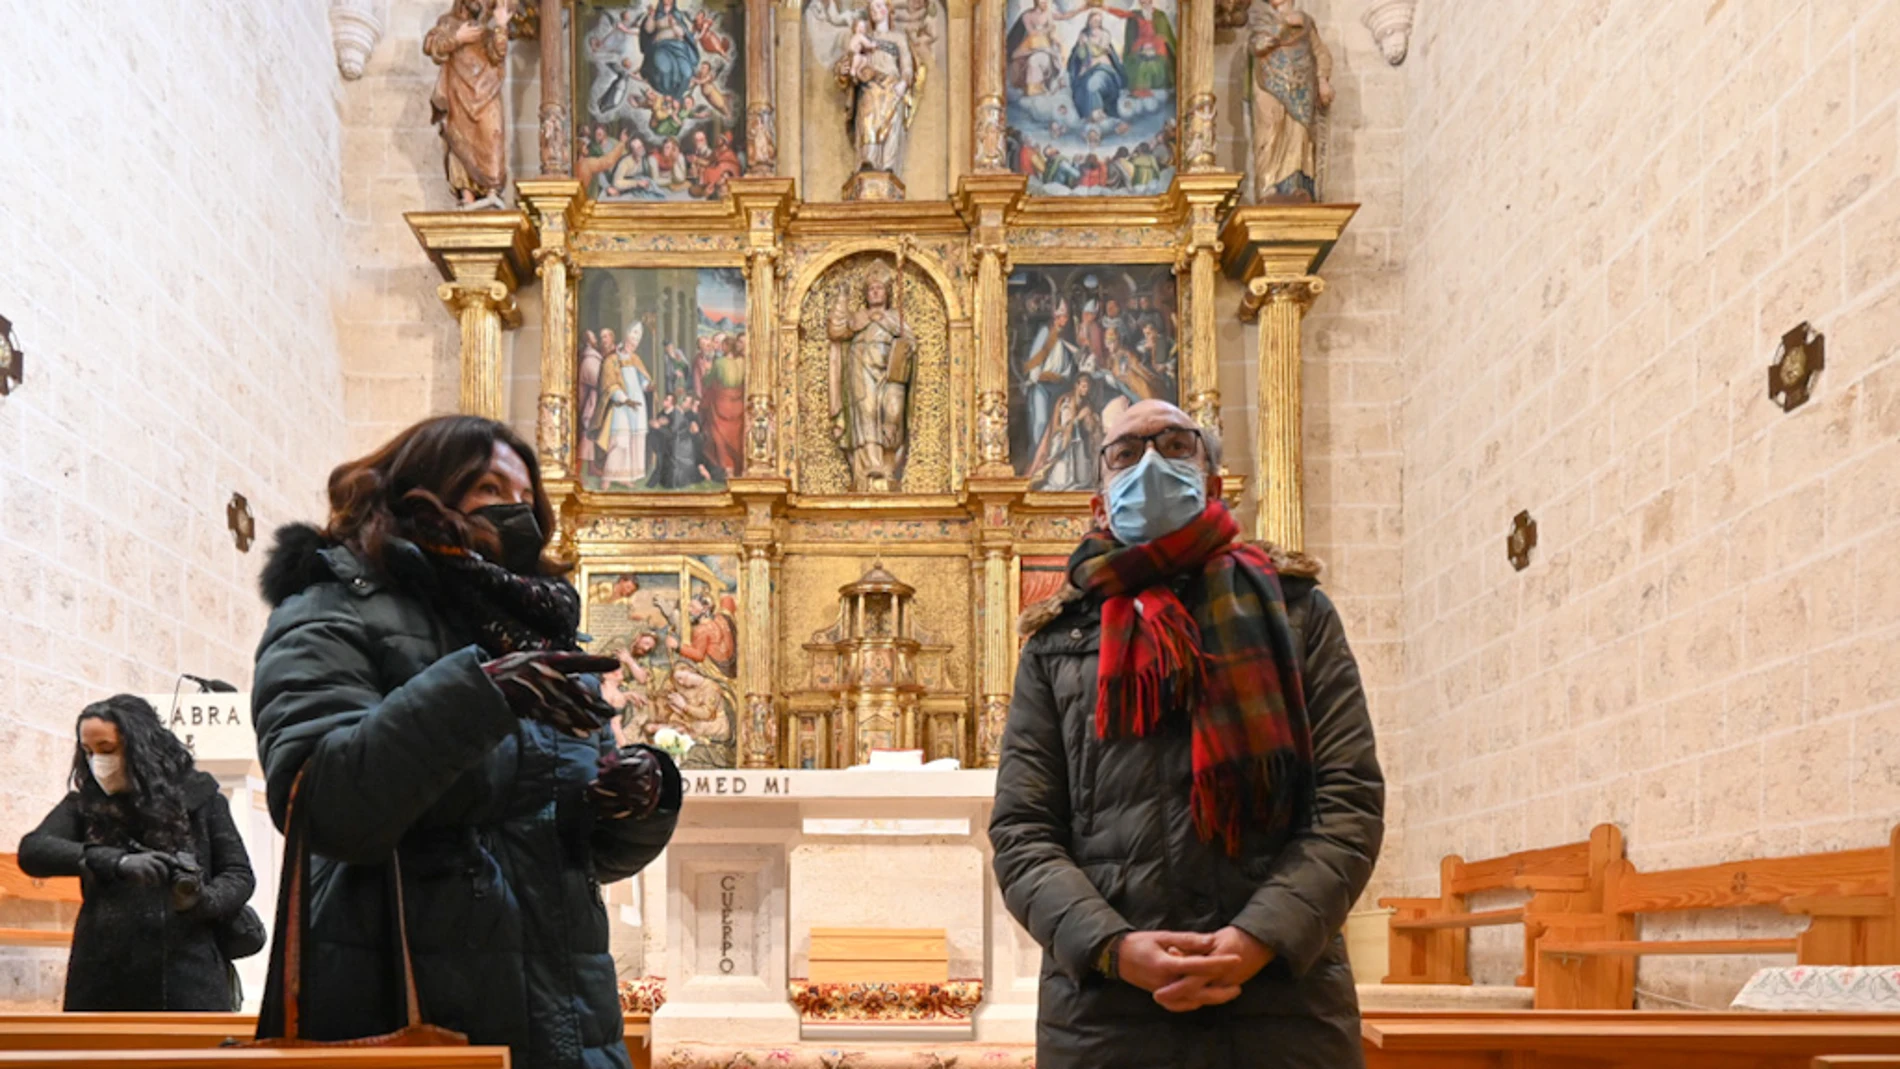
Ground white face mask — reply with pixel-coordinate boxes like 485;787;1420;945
89;753;127;795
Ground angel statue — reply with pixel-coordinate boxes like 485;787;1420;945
816;0;934;185
1249;0;1333;202
424;0;522;208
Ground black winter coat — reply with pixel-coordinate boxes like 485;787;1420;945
990;551;1385;1069
252;526;680;1069
19;772;256;1012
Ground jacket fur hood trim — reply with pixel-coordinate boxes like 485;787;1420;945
1015;541;1324;637
259;523;335;608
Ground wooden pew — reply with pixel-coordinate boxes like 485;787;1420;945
1534;825;1899;1009
0;1053;508;1068
1380;824;1624;987
0;1014;649;1068
0;856;80;948
1362;1013;1900;1069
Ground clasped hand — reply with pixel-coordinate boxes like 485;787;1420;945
482;651;622;738
1116;927;1275;1012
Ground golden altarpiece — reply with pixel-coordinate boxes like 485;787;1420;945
405;0;1355;773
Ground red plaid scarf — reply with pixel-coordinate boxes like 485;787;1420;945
1070;500;1314;855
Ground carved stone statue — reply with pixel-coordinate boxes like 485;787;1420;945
827;266;916;492
818;0;928;197
424;0;518;208
1248;0;1333;202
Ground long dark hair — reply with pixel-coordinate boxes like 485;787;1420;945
323;415;565;576
70;695;197;853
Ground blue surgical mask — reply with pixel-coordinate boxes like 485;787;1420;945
1105;448;1206;544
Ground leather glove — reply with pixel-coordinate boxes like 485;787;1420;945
482;651;622;738
586;747;664;821
116;853;170;887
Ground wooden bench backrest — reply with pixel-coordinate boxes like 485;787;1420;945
0;858;80;906
1604;843;1892;915
1381;824;1625;987
807;927;949;984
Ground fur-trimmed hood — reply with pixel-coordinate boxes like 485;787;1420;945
1015;541;1325;637
258;523;338;608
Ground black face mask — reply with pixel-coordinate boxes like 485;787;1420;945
470;503;545;575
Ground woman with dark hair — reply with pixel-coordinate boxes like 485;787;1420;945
251;414;678;1069
18;695;257;1011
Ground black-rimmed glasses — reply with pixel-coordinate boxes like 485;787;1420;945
1100;427;1203;472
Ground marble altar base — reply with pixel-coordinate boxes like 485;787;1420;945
643;770;1040;1055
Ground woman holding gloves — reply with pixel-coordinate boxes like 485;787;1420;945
252;415;677;1069
19;695;257;1011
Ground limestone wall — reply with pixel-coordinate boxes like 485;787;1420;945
0;1;348;847
1391;0;1900;1005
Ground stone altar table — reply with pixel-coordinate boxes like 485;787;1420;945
645;770;1040;1053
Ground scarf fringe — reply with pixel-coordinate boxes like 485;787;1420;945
1191;751;1316;855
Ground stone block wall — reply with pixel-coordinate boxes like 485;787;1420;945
0;0;350;997
1392;0;1900;1005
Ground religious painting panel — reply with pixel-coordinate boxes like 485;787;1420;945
1018;554;1068;624
576;267;748;492
1004;0;1180;196
573;0;747;202
794;251;952;495
800;0;950;201
582;556;744;768
1007;263;1179;491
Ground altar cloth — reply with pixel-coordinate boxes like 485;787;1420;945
1729;966;1900;1012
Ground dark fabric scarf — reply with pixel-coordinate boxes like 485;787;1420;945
417;546;583;657
1069;500;1315;855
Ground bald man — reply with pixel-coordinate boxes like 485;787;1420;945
990;400;1384;1069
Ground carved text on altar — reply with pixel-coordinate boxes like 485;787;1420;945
685;774;789;796
719;875;737;974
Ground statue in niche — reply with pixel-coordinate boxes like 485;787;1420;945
814;0;932;197
826;260;916;492
1248;0;1333;202
424;0;521;208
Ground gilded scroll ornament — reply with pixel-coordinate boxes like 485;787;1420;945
973;94;1008;173
1242;274;1324;319
1184;91;1218;172
539;394;573;469
578;515;746;542
747;394;777;468
747;102;779;175
976;390;1010;467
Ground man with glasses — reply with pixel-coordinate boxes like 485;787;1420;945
990;399;1384;1068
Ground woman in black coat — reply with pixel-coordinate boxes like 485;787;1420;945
18;695;257;1012
251;415;679;1069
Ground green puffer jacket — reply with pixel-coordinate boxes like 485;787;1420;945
251;524;679;1069
990;547;1384;1069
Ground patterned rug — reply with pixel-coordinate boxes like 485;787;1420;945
657;1044;1034;1068
1730;966;1900;1012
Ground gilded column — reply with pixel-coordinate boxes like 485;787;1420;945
1173;174;1241;436
1243;275;1323;549
537;0;569;175
733;490;784;768
972;0;1007;172
730;179;795;473
520;180;584;480
1182;0;1219;171
978;546;1011;766
441;278;518;419
957;175;1026;475
407;210;538;422
744;0;777;175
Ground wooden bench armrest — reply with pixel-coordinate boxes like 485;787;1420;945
1391;907;1526;932
1378;897;1442;911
